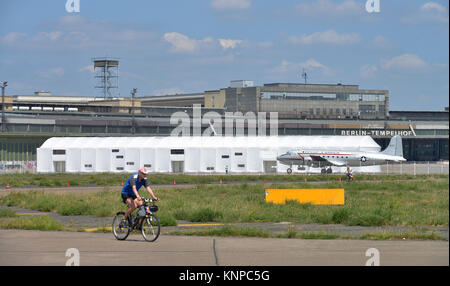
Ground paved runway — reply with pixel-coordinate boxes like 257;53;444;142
0;229;447;266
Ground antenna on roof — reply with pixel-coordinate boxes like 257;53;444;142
301;67;307;84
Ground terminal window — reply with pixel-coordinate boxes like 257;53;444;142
359;105;376;112
260;92;385;102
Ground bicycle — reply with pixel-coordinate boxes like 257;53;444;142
346;173;354;182
112;197;161;242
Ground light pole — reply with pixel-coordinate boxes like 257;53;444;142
131;88;137;134
1;81;7;133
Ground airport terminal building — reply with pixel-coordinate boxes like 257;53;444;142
0;81;448;170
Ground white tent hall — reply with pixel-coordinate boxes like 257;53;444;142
36;136;381;174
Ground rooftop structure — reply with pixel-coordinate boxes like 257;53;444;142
93;57;119;99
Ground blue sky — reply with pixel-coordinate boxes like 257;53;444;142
0;0;448;110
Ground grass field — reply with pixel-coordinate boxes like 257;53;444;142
0;177;448;228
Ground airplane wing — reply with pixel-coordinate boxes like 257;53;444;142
310;155;346;166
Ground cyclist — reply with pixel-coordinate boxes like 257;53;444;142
346;164;353;182
120;167;159;227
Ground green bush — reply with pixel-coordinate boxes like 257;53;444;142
0;216;64;231
331;208;350;224
190;208;223;222
0;209;16;217
158;214;178;226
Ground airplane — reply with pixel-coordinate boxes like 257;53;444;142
276;135;406;174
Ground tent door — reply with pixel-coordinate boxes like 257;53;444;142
171;161;184;173
263;161;277;173
53;161;66;173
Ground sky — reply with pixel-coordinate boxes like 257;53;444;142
0;0;448;110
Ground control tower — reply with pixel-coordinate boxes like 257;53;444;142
93;57;119;99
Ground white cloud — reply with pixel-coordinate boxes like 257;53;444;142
164;32;197;53
381;54;430;71
371;35;390;49
273;59;331;76
360;65;378;79
288;30;360;45
36;67;65;78
296;0;363;18
402;1;449;23
0;15;157;52
34;31;63;41
421;2;447;13
153;87;184;96
301;59;333;76
79;65;95;73
301;59;327;70
211;0;251;10
164;33;244;53
273;60;297;73
421;2;449;23
0;32;27;45
218;39;242;50
163;32;215;53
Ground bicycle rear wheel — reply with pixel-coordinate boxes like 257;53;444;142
112;212;131;240
141;214;160;242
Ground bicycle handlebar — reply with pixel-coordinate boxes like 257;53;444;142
142;197;158;204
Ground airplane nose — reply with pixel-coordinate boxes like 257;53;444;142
277;154;286;161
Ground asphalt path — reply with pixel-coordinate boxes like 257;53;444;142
0;229;448;266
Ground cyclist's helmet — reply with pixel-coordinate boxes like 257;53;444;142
138;167;148;176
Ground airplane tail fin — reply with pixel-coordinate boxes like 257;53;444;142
381;136;403;157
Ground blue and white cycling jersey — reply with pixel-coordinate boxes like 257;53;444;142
121;173;149;195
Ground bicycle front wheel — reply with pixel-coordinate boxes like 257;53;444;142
141;214;160;242
112;213;131;241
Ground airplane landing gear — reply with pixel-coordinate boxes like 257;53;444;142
321;168;333;174
287;168;292;174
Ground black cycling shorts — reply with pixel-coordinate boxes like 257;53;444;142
121;193;137;204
